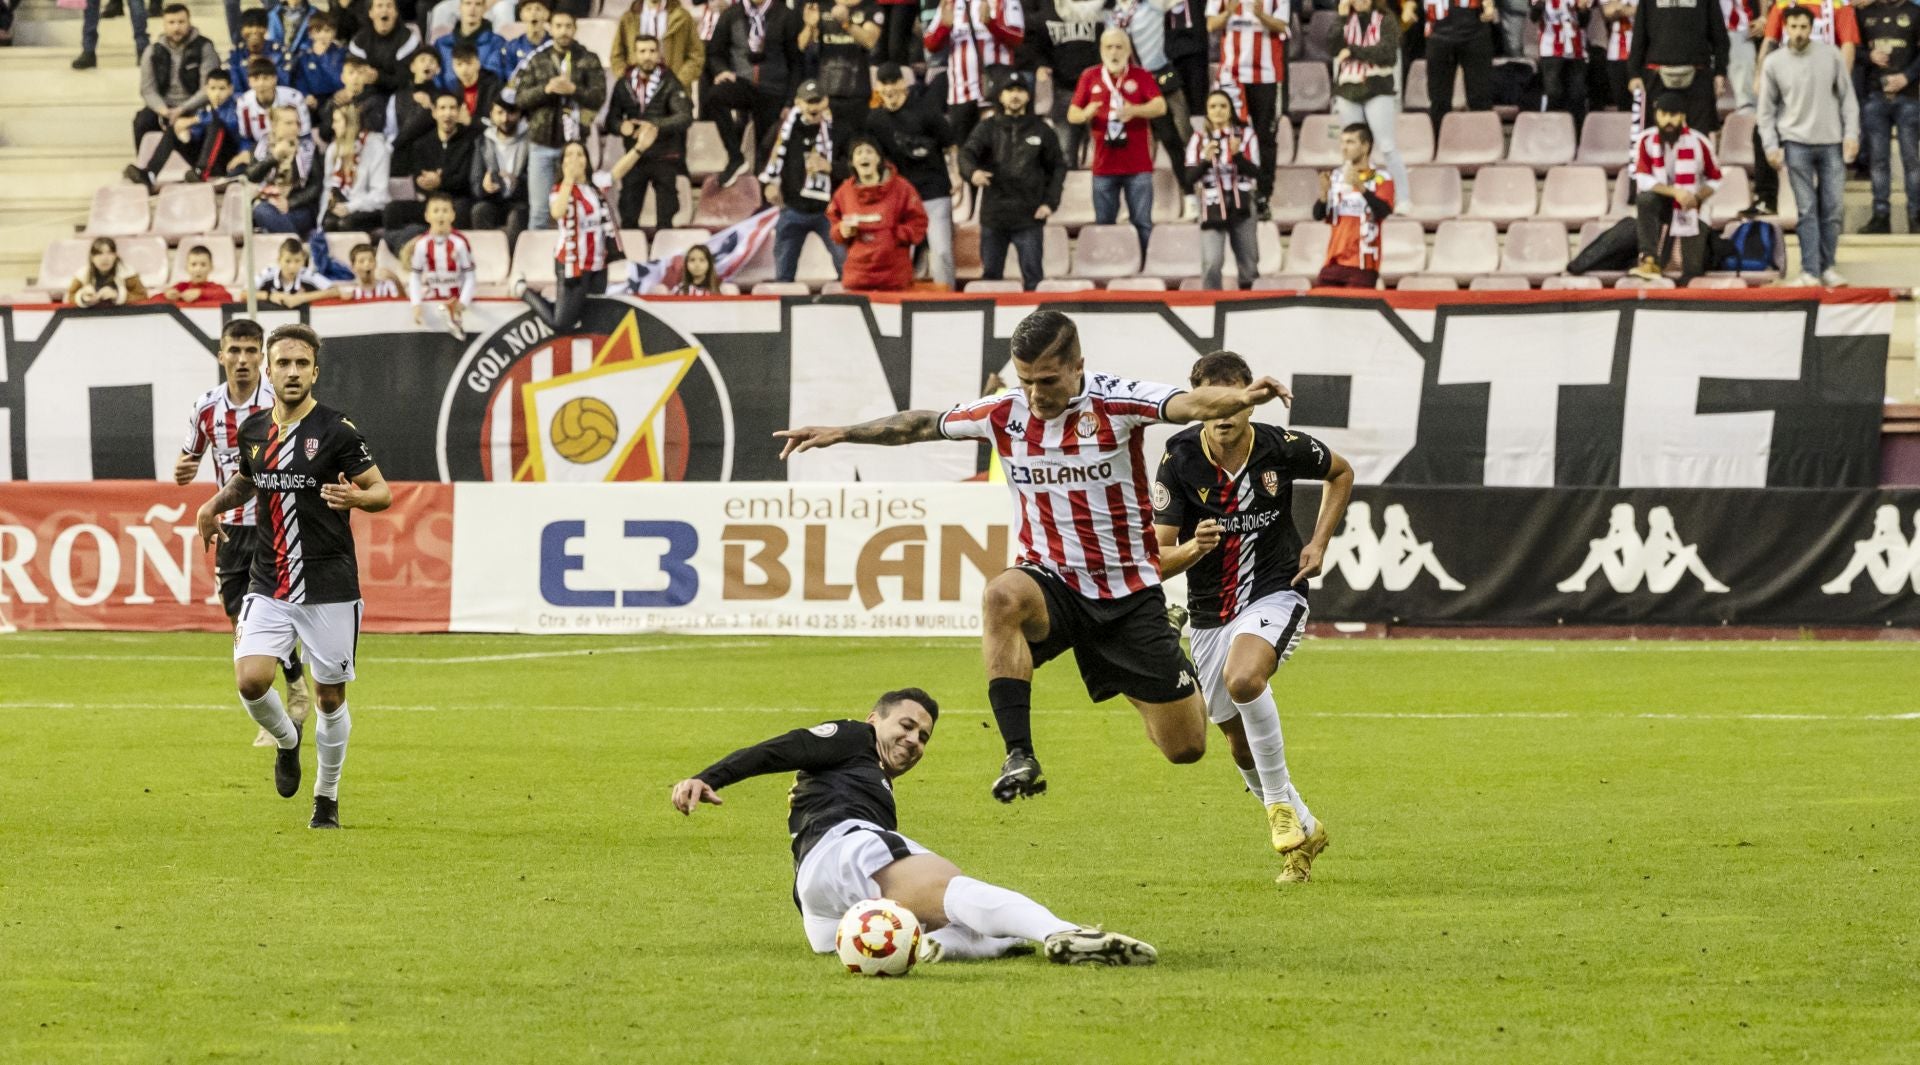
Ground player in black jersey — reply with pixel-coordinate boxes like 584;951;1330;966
195;324;391;829
1153;352;1353;884
671;689;1157;966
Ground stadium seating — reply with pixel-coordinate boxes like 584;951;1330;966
1271;117;1295;166
1434;112;1504;173
1388;113;1436;167
685;122;730;178
1538;166;1610;223
1280;221;1330;276
1379;218;1428;281
1687;276;1749;288
513;230;560;287
650;227;713;263
1402;166;1464;226
1287;62;1333;117
151;184;218;240
1575;112;1636;174
36;239;92;297
1425;219;1500;280
1499;220;1572;280
1295;115;1344;169
1051;171;1098;228
964;279;1025;293
1542;274;1604;289
1255;222;1282;274
574;18;618;61
634;177;696;227
1142;224;1202;279
1268;167;1323;226
118;235;170;290
1506;112;1576;173
793;234;840;285
469;230;515;286
690;175;762;228
1397;275;1459;290
1403;61;1467;112
1035;279;1095;292
1469;275;1532;290
1465;165;1538;225
1072;224;1144;279
1616;275;1676;289
751;282;809;295
1107;277;1168;291
1720;112;1756;168
1713;166;1753;217
1252;275;1311;291
86;185;149;236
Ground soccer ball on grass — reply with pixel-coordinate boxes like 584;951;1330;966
835;899;922;977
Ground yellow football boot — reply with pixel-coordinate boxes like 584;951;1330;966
1266;801;1306;853
1276;820;1329;884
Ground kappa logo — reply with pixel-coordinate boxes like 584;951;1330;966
1821;505;1920;595
1556;504;1729;595
1176;670;1195;690
1310;501;1465;593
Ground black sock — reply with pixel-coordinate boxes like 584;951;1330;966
282;653;304;685
988;677;1034;757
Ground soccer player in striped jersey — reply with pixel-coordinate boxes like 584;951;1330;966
1152;352;1353;883
776;309;1291;802
408;192;477;340
195;324;391;829
176;318;313;747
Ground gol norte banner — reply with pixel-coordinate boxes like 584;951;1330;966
0;482;453;631
0;292;1893;488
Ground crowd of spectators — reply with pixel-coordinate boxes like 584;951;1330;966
67;0;1920;302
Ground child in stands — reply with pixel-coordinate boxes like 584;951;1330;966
160;244;236;305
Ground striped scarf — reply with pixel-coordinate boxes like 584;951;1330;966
759;108;833;199
629;65;663;111
1336;11;1385;85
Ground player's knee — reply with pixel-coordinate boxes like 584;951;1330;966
1164;739;1206;764
1224;671;1267;704
236;673;273;700
315;685;346;712
981;575;1034;623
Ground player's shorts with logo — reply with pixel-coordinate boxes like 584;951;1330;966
795;819;932;952
214;524;262;617
1021;564;1198;704
234;594;362;684
1190;588;1309;724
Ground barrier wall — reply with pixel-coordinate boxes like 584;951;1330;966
5;482;1916;632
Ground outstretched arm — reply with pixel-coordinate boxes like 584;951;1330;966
670;725;863;815
1163;377;1292;424
775;409;943;460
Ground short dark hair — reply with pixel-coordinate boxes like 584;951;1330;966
874;688;940;724
875;61;906;84
1781;4;1816;23
1342;122;1373;147
1009;309;1079;366
1654;91;1689;115
160;2;190;16
207;69;232;83
185;243;213;259
516;0;551;15
424;190;456;209
432;89;463;106
309;10;335;31
266;323;322;361
247;57;278;80
631;33;659;48
239;8;268;28
450;41;480;61
278;237;307;259
221;318;265;344
1189;351;1253;389
349;242;377;261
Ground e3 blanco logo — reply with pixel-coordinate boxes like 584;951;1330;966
1557;504;1728;595
1821;506;1920;595
1310;501;1465;592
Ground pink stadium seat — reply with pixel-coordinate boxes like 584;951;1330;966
794;234;840;285
1256;221;1282;273
1403;61;1467;112
219;189;252;236
1107;277;1168;291
1465;165;1538;224
1434;112;1504;173
820;281;847;294
1507;112;1577;173
1609;170;1635;219
37;239;92;294
1719;112;1756;168
690;174;763;228
1302;9;1341;61
86;185;150;236
1036;279;1096;292
730;231;777;286
1150;167;1183;222
1253;275;1311;291
1538;165;1610;223
1542;274;1604;290
513;230;560;286
685;121;730;178
1143;224;1202;278
1615;275;1676;289
1379;218;1427;281
169;237;238;285
151;183;218;239
135;131;163;169
1686;276;1748;289
650;227;714;263
1294;115;1344;169
1043;226;1071;277
1397;275;1459;290
323;231;372;267
1425;219;1499;279
1469;275;1533;290
1269;167;1323;226
1500;220;1571;280
1576;219;1612;254
1270;116;1295;166
1403;165;1463;226
468;229;514;285
634;176;695;227
1287;62;1333;117
1050;170;1097;227
1280;221;1330;276
1575;112;1635;174
574;17;617;60
497;20;525;39
752;281;810;295
964;279;1025;293
1712;166;1753;216
1072;224;1144;279
118;235;171;290
1390;113;1435;166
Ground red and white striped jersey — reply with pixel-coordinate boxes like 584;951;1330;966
1537;0;1584;59
1606;0;1634;62
1722;0;1750;35
236;85;312;148
183;380;275;526
940;373;1186;599
343;278;401;300
1208;0;1289;85
924;0;1024;105
554;184;612;278
408;230;477;303
1631;125;1721;195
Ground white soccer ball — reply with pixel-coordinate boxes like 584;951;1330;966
835;899;923;977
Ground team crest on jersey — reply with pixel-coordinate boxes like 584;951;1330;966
304;437;320;460
1261;470;1280;496
438;302;731;482
1076;411;1100;438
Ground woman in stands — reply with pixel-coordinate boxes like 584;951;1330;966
321;105;393;232
1185;91;1260;291
827;135;929;293
67;238;149;307
1328;0;1407;197
516;139;631;332
670;244;725;295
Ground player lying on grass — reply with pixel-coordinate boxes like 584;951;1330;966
1154;351;1352;883
776;310;1292;805
669;688;1157;966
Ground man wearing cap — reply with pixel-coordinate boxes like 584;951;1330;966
762;79;850;283
959;69;1068;289
1627;91;1725;283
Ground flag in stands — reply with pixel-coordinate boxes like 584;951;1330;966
619;208;778;294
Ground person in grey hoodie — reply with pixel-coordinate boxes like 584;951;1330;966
1758;4;1860;285
471;98;531;248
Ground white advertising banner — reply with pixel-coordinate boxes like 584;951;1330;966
450;482;1015;635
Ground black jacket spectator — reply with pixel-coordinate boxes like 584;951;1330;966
1624;0;1730;131
865;84;956;204
407;122;480;197
1857;0;1920;99
959;108;1066;230
607;66;694;161
350;11;424;93
708;0;805;98
511;39;609;148
767;109;838;215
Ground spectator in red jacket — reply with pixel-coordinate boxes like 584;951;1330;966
827;134;930;292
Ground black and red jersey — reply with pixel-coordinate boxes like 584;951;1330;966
1153;423;1331;628
236;402;378;605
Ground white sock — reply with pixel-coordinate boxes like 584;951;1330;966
1235;687;1315;832
1284;783;1316;835
942;876;1077;943
926;923;1027;960
242;689;298;749
1237;764;1264;799
314;703;351;799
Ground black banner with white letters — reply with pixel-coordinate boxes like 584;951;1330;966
1296;486;1920;626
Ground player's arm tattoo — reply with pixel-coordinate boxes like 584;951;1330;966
839;410;942;447
202;473;254;517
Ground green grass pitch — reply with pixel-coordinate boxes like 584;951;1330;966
3;632;1917;1063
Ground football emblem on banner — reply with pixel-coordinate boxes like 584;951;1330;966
1261;470;1279;496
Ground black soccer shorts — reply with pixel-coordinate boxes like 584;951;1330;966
1019;564;1198;705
